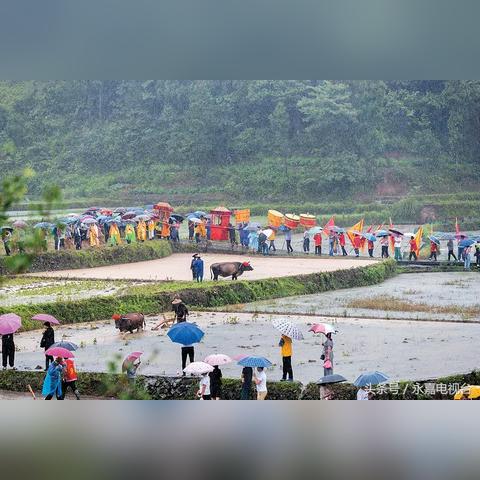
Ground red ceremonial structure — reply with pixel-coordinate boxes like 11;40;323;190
153;202;174;237
210;206;231;241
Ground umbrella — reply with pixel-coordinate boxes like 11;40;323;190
100;209;113;216
84;207;101;213
0;226;13;232
113;207;127;214
51;341;78;351
375;230;389;237
183;361;214;375
45;346;74;359
316;374;347;385
349;229;363;236
271;318;304;340
81;218;98;225
12;220;27;228
245;222;261;231
308;226;323;235
170;214;184;223
204;354;232;366
389;228;404;236
428;235;441;245
454;385;480;400
125;351;143;362
122;212;137;220
330;226;345;233
31;313;60;325
167;322;205;346
193;210;207;218
403;232;415;238
134;215;151;222
34;222;53;229
262;229;274;238
0;313;21;335
66;213;80;217
188;217;202;225
353;371;389;387
238;356;272;368
459;239;475;248
309;323;337;335
362;233;377;242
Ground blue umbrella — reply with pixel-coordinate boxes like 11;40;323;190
459;239;475;248
428;235;441;245
194;211;207;218
34;222;53;229
375;230;389;237
245;222;261;231
167;322;205;346
238;356;272;368
354;371;389;387
362;233;377;242
330;226;345;233
308;226;323;235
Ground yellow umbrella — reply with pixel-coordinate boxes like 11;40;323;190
453;385;480;400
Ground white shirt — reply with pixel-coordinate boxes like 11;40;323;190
357;388;369;400
255;371;267;392
200;376;210;396
394;237;402;248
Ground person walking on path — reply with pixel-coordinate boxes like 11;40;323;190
240;366;253;400
1;333;15;370
148;219;156;240
279;335;293;381
172;297;189;323
394;236;402;261
458;236;466;261
428;240;438;261
314;232;322;255
209;365;222;400
268;229;276;252
408;236;418;261
228;223;236;249
322;333;334;376
40;322;55;370
285;228;293;254
464;245;472;270
42;357;64;400
367;238;375;258
380;236;389;258
353;234;361;257
108;222;121;246
197;372;211;400
193;255;204;282
258;230;268;255
329;232;335;256
339;232;347;256
447;238;457;262
188;220;195;241
61;358;80;400
248;228;259;253
254;367;268;400
303;230;310;254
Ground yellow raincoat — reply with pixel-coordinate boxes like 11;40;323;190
109;224;121;246
161;222;170;238
89;224;100;247
148;220;156;240
137;220;147;242
125;224;136;243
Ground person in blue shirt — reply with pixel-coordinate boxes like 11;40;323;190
42;357;65;400
193;256;204;282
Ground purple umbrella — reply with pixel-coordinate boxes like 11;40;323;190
0;314;22;335
82;218;98;225
31;313;60;325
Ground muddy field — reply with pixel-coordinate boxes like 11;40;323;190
9;309;480;384
27;253;376;281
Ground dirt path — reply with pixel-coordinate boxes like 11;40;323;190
27;253;376;281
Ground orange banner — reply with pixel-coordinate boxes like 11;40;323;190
347;218;364;247
414;226;423;256
234;209;250;224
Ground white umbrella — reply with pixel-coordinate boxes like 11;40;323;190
183;362;214;375
262;229;274;238
271;318;304;340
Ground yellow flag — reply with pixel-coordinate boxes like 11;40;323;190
234;209;250;224
347;218;364;247
414;226;423;256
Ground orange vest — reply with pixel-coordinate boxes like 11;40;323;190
64;359;77;382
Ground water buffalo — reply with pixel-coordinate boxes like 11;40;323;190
113;313;146;333
210;261;253;281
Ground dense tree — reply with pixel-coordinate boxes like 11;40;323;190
0;80;478;201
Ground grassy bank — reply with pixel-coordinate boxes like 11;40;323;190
0;260;397;331
0;368;476;400
0;240;173;275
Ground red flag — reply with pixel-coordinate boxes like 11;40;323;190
323;216;335;236
455;217;460;237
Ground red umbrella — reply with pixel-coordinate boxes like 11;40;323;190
125;351;143;362
0;314;21;335
309;323;337;335
45;346;74;359
154;202;173;212
31;314;60;325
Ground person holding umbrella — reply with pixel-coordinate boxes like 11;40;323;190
408;236;418;261
42;357;65;400
339;232;347;256
192;255;204;283
322;332;334;376
40;322;55;370
122;355;141;385
303;229;310;254
241;366;253;400
428;240;438;261
61;357;80;400
2;333;15;370
464;244;472;270
254;367;268;400
167;321;204;373
284;228;293;254
313;231;322;255
279;335;293;381
394;235;402;261
353;234;361;257
447;238;457;262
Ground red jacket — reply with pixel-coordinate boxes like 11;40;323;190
353;236;361;249
367;240;374;249
339;233;346;246
409;239;417;251
64;358;78;382
314;233;322;246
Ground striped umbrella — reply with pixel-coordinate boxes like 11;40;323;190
271;318;304;340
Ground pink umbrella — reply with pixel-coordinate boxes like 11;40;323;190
45;346;74;359
183;362;213;375
31;314;60;325
232;354;248;361
125;351;143;362
309;323;337;335
204;354;232;366
12;220;28;228
0;314;22;335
